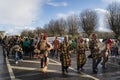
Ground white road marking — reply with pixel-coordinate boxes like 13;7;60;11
12;66;59;73
7;57;99;80
49;58;99;80
9;59;60;65
11;66;38;70
11;66;78;76
6;57;15;80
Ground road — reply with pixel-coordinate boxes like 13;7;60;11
3;48;120;80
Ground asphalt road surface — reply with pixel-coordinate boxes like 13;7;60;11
1;47;120;80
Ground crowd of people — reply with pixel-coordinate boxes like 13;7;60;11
0;33;120;74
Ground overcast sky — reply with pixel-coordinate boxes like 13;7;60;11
0;0;120;35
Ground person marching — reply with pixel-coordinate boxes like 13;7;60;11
12;42;23;64
11;35;24;64
76;35;87;72
1;36;10;58
89;33;101;73
59;35;73;74
37;33;52;72
101;39;112;69
52;36;60;58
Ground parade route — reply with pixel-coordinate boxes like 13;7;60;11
6;56;98;80
0;46;120;80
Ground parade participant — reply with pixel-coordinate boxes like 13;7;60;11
59;35;73;74
76;35;86;72
1;36;7;58
19;36;24;50
12;42;23;64
37;33;52;72
89;33;101;73
101;39;112;69
23;37;31;56
52;36;60;58
84;40;89;51
9;36;16;49
111;39;119;57
1;36;10;58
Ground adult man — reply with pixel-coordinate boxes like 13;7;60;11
76;35;86;72
37;33;52;72
89;33;101;73
52;36;60;58
1;36;10;58
59;35;73;74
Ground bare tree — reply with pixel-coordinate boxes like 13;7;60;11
96;31;115;39
28;30;35;38
80;9;98;37
21;30;35;37
54;18;67;36
43;24;53;36
34;27;44;37
67;15;79;36
48;19;57;36
106;2;120;38
21;30;29;37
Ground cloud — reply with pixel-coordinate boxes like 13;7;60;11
0;0;44;35
57;13;67;18
94;8;109;14
1;26;23;35
102;0;120;3
47;0;68;7
56;11;79;19
94;8;111;32
1;25;36;35
0;0;43;26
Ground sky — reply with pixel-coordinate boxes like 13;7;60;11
0;0;120;35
